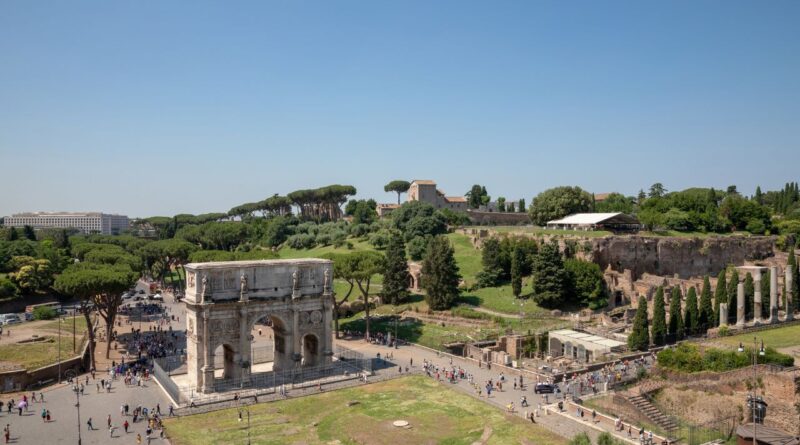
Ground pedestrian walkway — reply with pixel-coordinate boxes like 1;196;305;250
338;338;666;444
0;370;170;444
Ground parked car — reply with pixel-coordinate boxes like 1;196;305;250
137;289;145;294
534;383;555;394
1;314;22;325
151;294;163;301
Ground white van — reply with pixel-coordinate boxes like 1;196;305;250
1;314;22;325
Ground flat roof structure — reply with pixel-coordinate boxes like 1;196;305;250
546;212;640;232
548;329;626;363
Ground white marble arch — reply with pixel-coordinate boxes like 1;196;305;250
183;259;334;394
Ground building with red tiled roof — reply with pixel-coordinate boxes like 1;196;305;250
407;180;468;211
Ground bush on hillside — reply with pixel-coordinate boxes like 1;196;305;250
33;305;58;320
657;342;793;373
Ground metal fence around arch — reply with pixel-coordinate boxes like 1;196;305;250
152;344;371;406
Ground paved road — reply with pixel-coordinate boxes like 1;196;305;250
0;372;171;444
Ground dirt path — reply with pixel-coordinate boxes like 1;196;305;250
471;425;493;445
460;304;523;319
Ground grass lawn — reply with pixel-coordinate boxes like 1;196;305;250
447;233;483;286
461;284;547;315
339;312;484;349
466;226;612;238
0;334;83;370
165;375;566;445
278;238;377;259
714;323;800;350
38;315;89;334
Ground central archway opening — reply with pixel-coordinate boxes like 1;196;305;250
250;314;289;373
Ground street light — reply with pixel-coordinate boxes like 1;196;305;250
65;369;82;445
738;337;766;445
238;408;251;445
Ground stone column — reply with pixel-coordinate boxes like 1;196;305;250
719;303;728;328
787;266;794;322
201;309;215;393
769;266;779;323
322;292;334;365
239;306;251;385
291;306;301;366
736;281;746;327
753;269;763;325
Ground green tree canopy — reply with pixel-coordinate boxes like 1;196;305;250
381;232;411;305
628;296;650;351
421;236;461;310
684;286;699;336
714;270;727;326
564;258;607;309
668;286;685;341
651;287;667;346
54;262;138;363
531;241;571;308
384;180;411;205
529;186;593;226
698;276;714;333
324;251;385;338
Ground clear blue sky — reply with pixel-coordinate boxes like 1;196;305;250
1;1;798;217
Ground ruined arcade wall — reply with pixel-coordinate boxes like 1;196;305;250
588;236;775;280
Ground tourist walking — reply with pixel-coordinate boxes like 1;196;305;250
87;417;94;430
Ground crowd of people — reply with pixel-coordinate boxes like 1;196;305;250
120;325;182;361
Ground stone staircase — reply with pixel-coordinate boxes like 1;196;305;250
624;393;679;433
622;381;678;435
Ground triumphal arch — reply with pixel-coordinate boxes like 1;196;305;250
183;259;333;393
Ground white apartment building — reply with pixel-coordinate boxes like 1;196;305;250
3;212;130;235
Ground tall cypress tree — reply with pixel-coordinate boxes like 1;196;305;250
628;296;650;351
714;270;727;326
382;232;411;305
510;245;523;298
651;287;667;346
698;276;713;333
668;287;685;342
727;269;740;324
531;241;571;308
684;286;699;336
760;269;771;319
744;273;754;319
421;236;461;310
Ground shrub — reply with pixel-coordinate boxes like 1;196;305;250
0;278;19;299
349;223;371;238
33;305;58;320
286;233;316;249
568;432;591;445
406;236;428;261
657;342;794;373
368;230;391;250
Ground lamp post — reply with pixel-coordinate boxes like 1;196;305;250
58;316;62;383
394;307;399;349
738;337;765;445
237;408;251;445
65;369;82;445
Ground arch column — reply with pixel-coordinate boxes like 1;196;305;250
322;292;334;362
201;309;215;393
239;305;251;385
